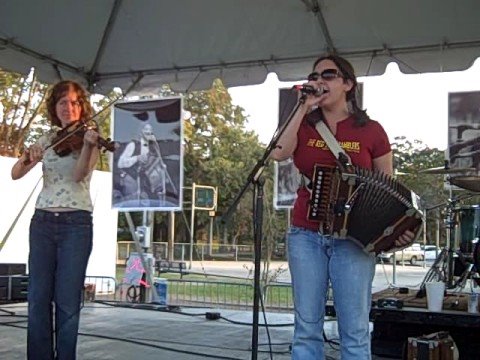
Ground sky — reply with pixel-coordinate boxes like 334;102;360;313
228;59;480;151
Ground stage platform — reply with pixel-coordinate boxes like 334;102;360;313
0;301;396;360
2;290;479;359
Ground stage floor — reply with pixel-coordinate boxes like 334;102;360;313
0;301;395;359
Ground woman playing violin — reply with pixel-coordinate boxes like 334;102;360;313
11;80;99;360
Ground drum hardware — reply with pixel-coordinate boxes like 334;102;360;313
419;166;476;175
419;159;480;192
418;196;480;297
416;247;449;298
448;176;480;193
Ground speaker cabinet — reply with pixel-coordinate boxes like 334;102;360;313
0;275;28;301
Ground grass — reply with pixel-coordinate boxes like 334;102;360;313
114;265;293;309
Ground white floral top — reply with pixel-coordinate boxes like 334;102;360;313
35;129;94;212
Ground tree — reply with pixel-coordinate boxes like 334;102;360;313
182;79;272;246
90;90;122;171
391;136;449;246
0;67;115;171
140;80;287;264
0;68;49;157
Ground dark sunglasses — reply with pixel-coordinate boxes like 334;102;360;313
307;69;343;81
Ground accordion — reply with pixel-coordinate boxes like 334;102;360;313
307;164;423;254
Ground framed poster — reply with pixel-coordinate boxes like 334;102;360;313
273;88;301;209
447;91;480;192
112;98;183;211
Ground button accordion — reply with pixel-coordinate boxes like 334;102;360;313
307;164;423;254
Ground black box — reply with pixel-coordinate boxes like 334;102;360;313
0;275;28;301
0;263;26;276
371;307;480;359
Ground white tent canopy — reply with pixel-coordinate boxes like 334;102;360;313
1;0;480;94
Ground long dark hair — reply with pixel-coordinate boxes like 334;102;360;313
310;54;369;127
45;80;93;128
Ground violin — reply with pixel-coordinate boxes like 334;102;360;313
22;120;116;165
51;120;116;157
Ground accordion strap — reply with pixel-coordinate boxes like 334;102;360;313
315;121;352;166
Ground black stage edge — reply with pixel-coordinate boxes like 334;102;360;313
370;306;480;359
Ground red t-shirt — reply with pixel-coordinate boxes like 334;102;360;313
292;115;391;231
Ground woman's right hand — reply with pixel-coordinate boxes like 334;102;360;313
299;81;325;109
25;144;44;164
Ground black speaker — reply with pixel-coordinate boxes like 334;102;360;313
0;275;28;301
0;263;26;276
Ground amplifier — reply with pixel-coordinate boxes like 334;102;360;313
0;275;28;301
0;263;26;276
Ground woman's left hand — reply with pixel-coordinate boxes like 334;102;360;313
83;129;99;148
395;229;416;248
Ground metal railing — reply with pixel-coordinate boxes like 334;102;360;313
84;276;118;302
92;276;294;311
162;279;294;311
117;241;257;264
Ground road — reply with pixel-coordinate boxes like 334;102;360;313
189;260;434;292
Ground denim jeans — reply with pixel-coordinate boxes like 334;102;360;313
28;209;93;360
287;226;375;360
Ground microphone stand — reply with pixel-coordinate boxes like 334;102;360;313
221;93;306;360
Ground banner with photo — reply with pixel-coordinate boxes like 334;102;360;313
274;83;363;209
112;98;183;211
447;91;480;192
274;88;301;209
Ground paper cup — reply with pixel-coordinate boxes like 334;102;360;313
468;293;478;313
425;281;445;312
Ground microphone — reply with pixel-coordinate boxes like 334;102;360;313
292;84;324;96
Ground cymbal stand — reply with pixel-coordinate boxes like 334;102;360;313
451;248;480;290
453;263;474;290
417;197;460;297
445;199;457;288
417;247;449;297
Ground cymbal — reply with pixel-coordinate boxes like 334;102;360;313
449;176;480;192
419;166;476;174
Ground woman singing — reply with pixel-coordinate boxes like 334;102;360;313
11;80;99;360
271;54;413;359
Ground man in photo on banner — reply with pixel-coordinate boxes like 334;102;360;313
117;123;168;204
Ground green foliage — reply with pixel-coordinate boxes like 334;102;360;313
0;67;115;171
181;79;277;245
392;136;446;206
391;136;449;245
138;79;287;268
91;90;122;171
0;68;49;157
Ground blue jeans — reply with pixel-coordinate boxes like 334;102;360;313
287;226;375;360
28;209;93;360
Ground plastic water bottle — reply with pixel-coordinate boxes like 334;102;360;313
154;278;168;305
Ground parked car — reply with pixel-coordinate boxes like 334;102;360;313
377;243;425;265
422;245;441;261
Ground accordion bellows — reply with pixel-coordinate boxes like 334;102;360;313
307;165;423;254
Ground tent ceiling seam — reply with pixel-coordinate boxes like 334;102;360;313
2;36;480;81
87;0;124;88
52;64;63;81
95;39;480;80
299;0;336;53
0;37;87;77
312;0;336;54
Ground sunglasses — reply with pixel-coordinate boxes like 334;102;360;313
307;69;343;81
